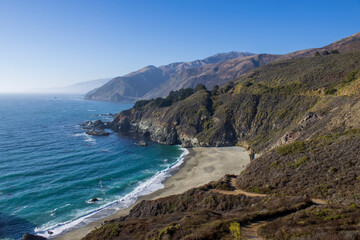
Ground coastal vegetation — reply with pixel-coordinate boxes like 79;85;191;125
83;33;360;239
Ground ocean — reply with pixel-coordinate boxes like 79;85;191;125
0;94;186;239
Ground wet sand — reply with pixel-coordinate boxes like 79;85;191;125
55;146;250;240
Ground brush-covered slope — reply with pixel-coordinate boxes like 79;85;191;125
111;52;360;151
83;175;360;240
86;52;360;240
84;52;253;102
279;32;360;60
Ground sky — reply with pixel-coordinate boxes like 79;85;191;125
0;0;359;92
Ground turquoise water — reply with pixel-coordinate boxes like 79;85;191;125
0;94;185;239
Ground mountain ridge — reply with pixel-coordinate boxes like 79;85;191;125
84;52;254;101
85;32;360;102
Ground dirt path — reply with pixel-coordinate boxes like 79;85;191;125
241;221;268;240
212;178;328;205
211;177;328;239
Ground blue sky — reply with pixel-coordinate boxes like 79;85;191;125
0;0;359;92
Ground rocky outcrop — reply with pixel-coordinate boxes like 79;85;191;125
85;129;110;136
81;120;111;136
273;112;323;148
81;120;106;129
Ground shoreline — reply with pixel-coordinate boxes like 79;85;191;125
55;146;250;240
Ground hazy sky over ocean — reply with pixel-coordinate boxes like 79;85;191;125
0;0;359;92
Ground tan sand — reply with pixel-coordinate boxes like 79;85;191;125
55;146;250;240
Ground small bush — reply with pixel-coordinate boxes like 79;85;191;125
134;99;151;109
195;84;207;92
229;222;242;240
275;141;307;156
342;70;359;84
324;88;337;95
292;156;310;168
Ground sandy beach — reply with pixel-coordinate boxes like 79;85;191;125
55;146;250;240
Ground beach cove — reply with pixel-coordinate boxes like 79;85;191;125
56;146;250;240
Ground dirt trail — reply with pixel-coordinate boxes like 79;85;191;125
212;178;328;205
211;177;328;239
241;221;268;240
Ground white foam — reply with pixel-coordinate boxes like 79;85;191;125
35;147;189;239
73;132;96;143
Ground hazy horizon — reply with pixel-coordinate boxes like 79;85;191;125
0;0;359;92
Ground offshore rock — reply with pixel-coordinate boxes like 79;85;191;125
86;129;110;136
81;120;106;129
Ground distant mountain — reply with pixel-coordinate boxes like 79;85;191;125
84;65;166;102
36;78;111;94
142;54;280;99
84;52;254;101
143;32;360;99
86;32;360;102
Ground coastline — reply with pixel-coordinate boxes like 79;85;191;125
55;146;250;240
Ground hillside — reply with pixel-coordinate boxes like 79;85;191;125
83;36;360;239
279;32;360;60
84;52;253;102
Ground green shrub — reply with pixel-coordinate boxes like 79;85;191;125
158;224;180;239
195;84;207;92
292;156;310;168
134;99;151;109
342;70;359;84
229;222;242;240
275;141;307;156
324;88;337;95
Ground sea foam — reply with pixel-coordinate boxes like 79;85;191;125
35;147;189;238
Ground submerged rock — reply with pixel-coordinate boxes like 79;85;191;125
21;233;47;240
